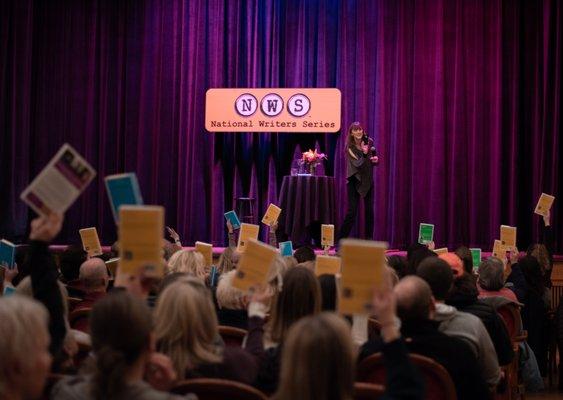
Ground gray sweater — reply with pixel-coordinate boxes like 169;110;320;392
51;375;196;400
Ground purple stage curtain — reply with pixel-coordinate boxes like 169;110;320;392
1;0;561;251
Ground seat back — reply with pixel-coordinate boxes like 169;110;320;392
353;382;385;400
171;378;267;400
218;325;247;347
497;303;523;341
357;352;457;400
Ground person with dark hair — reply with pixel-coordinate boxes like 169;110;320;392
454;246;474;275
318;274;337;311
406;245;436;276
416;257;500;387
293;246;316;264
446;273;514;367
52;291;194;399
386;255;409;279
59;245;88;283
252;266;322;394
528;210;554;288
518;255;550;376
337;121;379;240
360;276;488;400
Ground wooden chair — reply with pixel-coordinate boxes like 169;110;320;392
218;325;247;347
496;303;527;400
353;382;385;400
171;378;267;400
357;352;457;400
69;307;92;333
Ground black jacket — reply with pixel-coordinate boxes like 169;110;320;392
447;293;514;366
360;319;490;400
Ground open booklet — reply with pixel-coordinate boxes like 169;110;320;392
20;144;96;216
339;239;388;315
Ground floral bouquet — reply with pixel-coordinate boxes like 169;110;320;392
301;149;328;175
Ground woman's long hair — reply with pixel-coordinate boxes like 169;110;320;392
273;312;355;400
89;291;152;400
267;266;321;344
519;255;546;297
154;277;222;376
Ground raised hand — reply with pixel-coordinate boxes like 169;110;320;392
145;352;178;391
543;210;551;227
29;213;64;242
226;220;234;234
166;226;180;243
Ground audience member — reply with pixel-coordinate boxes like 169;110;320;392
165;250;207;281
416;257;500;387
454;246;474;275
293;246;316;264
0;295;52;400
215;269;248;329
52;291;193;399
477;257;519;302
318;274;337;312
360;276;489;400
154;277;262;384
386;255;408;279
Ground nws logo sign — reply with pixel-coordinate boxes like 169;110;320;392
235;93;311;118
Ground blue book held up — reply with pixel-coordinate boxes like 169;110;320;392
105;173;144;223
224;210;241;230
0;239;16;270
279;241;294;257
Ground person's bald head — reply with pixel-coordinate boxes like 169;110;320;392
393;276;434;322
79;258;109;292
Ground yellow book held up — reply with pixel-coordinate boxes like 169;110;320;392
233;239;278;291
534;193;555;217
261;203;282;226
118;206;164;277
434;247;448;255
321;224;335;247
315;255;341;276
500;225;517;248
237;223;260;253
79;227;103;257
339;239;388;315
492;239;507;261
195;241;213;267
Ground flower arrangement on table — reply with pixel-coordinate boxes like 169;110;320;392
301;149;328;175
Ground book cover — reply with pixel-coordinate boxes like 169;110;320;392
279;241;294;257
195;241;213;267
233;239;278;291
470;248;482;270
534;193;555;217
105;173;143;223
315;255;341;276
418;223;434;244
118;206;164;277
20;143;96;216
261;203;282;226
321;224;335;247
500;225;517;248
0;239;16;269
339;239;388;315
224;210;241;230
237;223;260;253
79;227;103;257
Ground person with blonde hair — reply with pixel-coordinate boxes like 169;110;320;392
165;249;207;281
0;295;52;400
215;270;249;329
154;277;264;384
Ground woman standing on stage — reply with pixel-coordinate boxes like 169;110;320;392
338;121;379;240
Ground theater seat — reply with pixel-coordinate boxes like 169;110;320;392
218;325;247;347
171;378;268;400
353;382;385;400
357;352;456;400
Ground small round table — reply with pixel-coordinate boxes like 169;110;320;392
277;175;336;246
